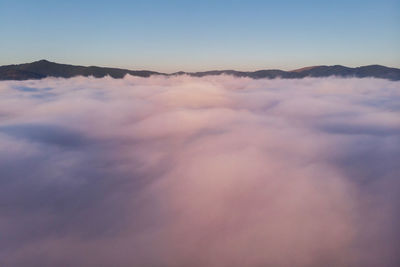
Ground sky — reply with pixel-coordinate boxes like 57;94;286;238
0;0;399;72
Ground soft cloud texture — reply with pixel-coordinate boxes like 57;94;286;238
0;75;399;267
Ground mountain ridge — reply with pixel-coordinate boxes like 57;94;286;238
1;60;399;81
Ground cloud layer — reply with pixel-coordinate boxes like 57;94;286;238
1;75;399;267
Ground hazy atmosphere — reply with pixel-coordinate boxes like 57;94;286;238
1;76;399;266
1;0;399;266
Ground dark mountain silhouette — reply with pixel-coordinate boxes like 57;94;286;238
0;60;161;80
1;60;399;81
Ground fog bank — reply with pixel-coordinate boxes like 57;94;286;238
0;76;399;266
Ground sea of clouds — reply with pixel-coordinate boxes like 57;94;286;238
0;75;399;266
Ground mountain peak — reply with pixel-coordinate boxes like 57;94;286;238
32;59;54;64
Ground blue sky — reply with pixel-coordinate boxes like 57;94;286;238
0;0;399;72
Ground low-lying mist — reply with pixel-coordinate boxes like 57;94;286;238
0;75;399;266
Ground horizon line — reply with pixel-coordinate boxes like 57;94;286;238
2;59;400;74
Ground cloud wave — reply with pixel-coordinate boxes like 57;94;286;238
1;75;399;266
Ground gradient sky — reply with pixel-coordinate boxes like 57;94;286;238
0;0;399;72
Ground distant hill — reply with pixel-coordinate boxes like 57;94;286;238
0;60;161;80
1;60;399;81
